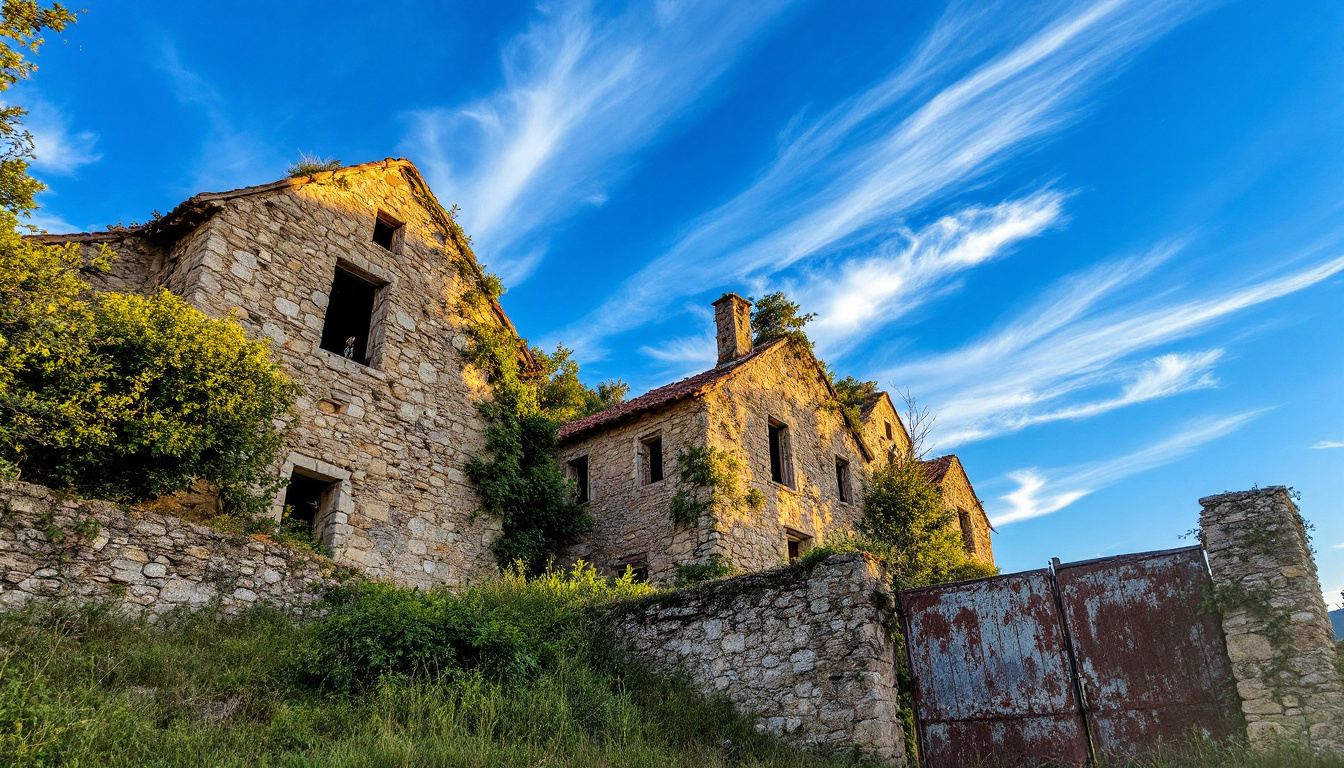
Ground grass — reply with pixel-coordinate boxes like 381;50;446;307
0;566;868;768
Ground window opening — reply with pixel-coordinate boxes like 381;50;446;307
768;419;793;488
618;558;649;582
569;455;590;503
959;510;979;555
835;456;852;503
885;421;893;441
283;470;336;534
785;528;812;563
639;434;663;485
319;265;380;365
371;211;404;252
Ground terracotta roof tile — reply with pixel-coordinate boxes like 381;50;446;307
558;338;787;443
920;455;958;485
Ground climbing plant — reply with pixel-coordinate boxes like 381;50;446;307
668;445;763;529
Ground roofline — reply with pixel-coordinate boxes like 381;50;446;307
924;454;996;533
559;335;875;461
24;157;532;368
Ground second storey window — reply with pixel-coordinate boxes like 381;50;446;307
959;510;979;556
319;263;384;366
639;434;663;485
885;420;893;441
569;455;589;503
371;210;405;253
835;456;852;503
768;418;794;488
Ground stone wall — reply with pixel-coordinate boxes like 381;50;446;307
930;458;994;567
57;161;511;588
703;342;870;572
608;552;904;763
1199;487;1344;751
0;481;340;616
558;398;709;581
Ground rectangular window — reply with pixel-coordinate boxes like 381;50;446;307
569;455;590;503
371;211;404;253
283;469;337;535
618;558;649;582
885;420;893;441
785;528;812;563
768;419;793;488
959;510;979;555
835;456;852;503
319;264;382;365
639;434;663;485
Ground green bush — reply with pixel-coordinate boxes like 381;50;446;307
674;556;738;588
0;231;297;514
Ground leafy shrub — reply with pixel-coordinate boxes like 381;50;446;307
669;445;753;528
286;151;341;177
0;239;298;515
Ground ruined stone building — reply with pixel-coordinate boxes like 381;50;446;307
558;293;996;582
39;160;993;590
38;160;515;588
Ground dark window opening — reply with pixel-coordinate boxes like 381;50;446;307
618;561;649;582
785;529;812;563
569;455;589;503
768;419;793;487
885;421;893;441
371;211;403;252
319;265;379;365
640;435;663;485
284;470;333;533
959;510;978;555
836;457;852;503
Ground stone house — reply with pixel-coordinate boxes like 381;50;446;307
919;455;994;566
36;159;519;588
557;293;996;583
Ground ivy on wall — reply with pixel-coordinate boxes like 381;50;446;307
669;445;764;529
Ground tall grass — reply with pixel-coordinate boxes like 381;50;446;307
0;566;864;768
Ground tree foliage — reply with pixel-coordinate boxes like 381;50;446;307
0;234;299;514
856;454;997;589
750;292;816;348
0;1;78;218
531;343;629;423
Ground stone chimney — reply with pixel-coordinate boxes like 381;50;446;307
712;293;753;366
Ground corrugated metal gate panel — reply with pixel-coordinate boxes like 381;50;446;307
901;570;1090;768
1054;546;1242;760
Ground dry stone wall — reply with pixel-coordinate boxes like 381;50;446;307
1199;487;1344;751
0;481;340;616
609;552;905;763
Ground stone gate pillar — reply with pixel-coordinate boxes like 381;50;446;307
1199;487;1344;751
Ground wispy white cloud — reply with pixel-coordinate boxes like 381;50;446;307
402;0;794;284
24;208;77;234
159;45;279;191
564;0;1208;354
1311;440;1344;450
888;250;1344;447
991;411;1260;526
18;96;101;175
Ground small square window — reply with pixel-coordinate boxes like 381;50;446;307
768;419;794;488
283;469;339;539
785;528;812;563
835;456;852;503
618;558;649;582
371;211;404;253
639;434;663;485
319;264;385;366
569;455;590;503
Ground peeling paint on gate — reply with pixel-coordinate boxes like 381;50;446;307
901;570;1090;768
901;547;1243;768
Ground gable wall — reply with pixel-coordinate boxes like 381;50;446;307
703;344;869;572
938;463;994;566
860;395;911;465
89;167;505;587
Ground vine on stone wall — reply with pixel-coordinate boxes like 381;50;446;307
668;445;763;529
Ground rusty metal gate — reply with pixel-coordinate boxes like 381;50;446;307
900;546;1242;767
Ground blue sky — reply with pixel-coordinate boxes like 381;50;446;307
23;1;1344;605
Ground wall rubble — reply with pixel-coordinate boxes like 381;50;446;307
0;481;339;616
608;552;905;763
1199;487;1344;751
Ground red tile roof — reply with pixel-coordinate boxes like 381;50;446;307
558;338;788;443
920;455;959;485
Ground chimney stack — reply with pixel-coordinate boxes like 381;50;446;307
712;293;753;366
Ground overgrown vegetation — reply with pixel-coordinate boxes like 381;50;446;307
669;444;762;529
0;568;868;768
286;151;342;178
674;555;739;588
750;292;816;349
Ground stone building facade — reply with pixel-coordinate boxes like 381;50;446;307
558;293;996;583
37;160;518;588
920;455;994;566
